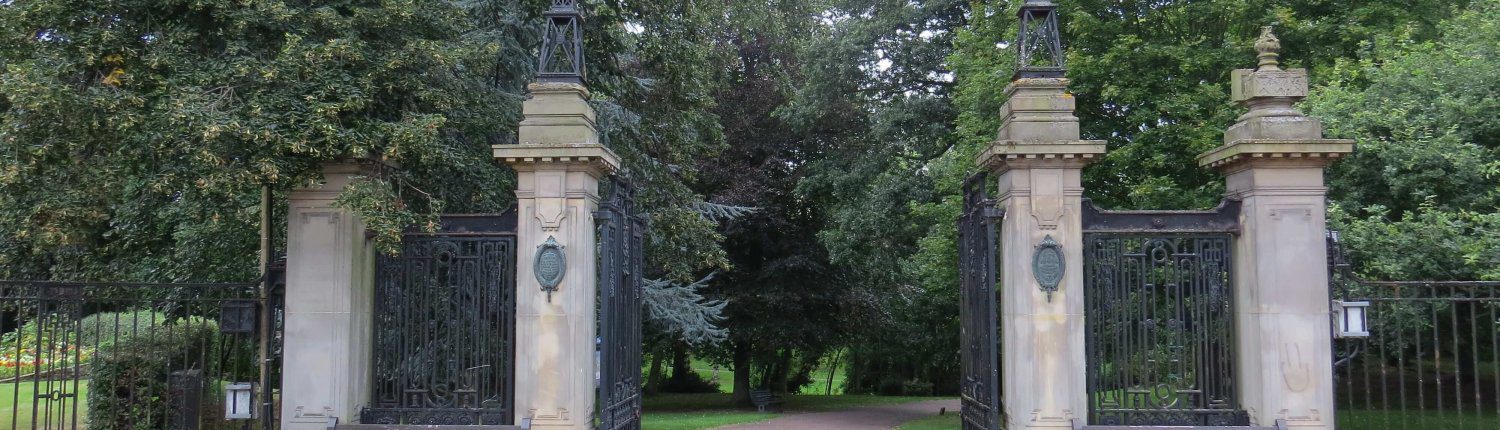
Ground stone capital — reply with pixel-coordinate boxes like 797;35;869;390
493;143;621;178
1197;139;1355;171
978;140;1107;173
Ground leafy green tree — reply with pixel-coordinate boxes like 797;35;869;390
1308;0;1500;281
0;0;733;282
786;0;970;395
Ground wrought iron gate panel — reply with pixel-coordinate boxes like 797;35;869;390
598;178;644;430
366;214;517;425
958;173;1002;430
1083;234;1244;426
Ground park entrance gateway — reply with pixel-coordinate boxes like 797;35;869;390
958;1;1353;429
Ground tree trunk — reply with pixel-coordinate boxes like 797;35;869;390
645;349;665;396
771;349;792;393
825;348;842;395
669;343;692;386
732;341;752;406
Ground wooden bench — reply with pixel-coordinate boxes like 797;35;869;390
1072;419;1285;430
749;388;785;413
335;418;532;430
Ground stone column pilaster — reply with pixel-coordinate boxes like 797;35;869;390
978;78;1106;429
495;82;620;430
281;161;380;429
1197;29;1354;429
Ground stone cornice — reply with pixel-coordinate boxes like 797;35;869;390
977;140;1107;172
1197;139;1354;170
493;142;621;176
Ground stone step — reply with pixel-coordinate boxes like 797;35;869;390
1073;419;1286;430
334;418;531;430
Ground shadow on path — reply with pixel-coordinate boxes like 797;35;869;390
711;398;960;430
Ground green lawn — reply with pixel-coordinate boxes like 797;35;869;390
897;413;960;430
643;393;943;430
0;380;91;430
682;354;849;395
1339;409;1500;429
642;411;776;430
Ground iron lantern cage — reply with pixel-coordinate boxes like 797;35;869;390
1015;0;1065;79
1332;300;1370;338
539;0;586;84
224;382;256;419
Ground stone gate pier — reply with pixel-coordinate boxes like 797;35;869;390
1197;29;1354;429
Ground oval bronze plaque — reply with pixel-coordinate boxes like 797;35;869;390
1033;235;1064;301
535;236;566;301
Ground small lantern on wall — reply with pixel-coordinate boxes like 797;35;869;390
224;382;256;419
1332;300;1370;338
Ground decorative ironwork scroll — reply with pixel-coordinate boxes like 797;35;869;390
366;213;518;425
539;0;585;84
958;172;1003;430
1083;233;1245;426
1016;0;1065;79
597;177;645;430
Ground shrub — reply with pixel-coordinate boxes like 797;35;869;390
661;368;721;393
87;317;218;430
77;310;169;346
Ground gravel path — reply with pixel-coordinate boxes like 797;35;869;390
710;398;961;430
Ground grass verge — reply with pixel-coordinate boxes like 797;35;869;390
0;380;91;430
643;393;943;430
897;413;960;430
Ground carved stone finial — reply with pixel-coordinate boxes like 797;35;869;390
1254;26;1281;71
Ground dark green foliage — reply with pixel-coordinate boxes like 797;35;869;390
1308;1;1500;281
87;318;218;430
0;0;733;283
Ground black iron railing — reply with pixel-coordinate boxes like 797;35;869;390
1329;233;1500;429
0;279;282;430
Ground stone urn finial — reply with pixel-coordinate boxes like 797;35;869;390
1255;26;1281;71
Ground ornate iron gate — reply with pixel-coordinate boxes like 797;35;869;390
365;213;517;425
1081;200;1247;426
597;176;645;430
597;178;645;430
958;173;1003;430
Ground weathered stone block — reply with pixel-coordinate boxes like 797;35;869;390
518;83;599;145
1224;115;1324;143
1231;69;1308;102
998;120;1081;142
